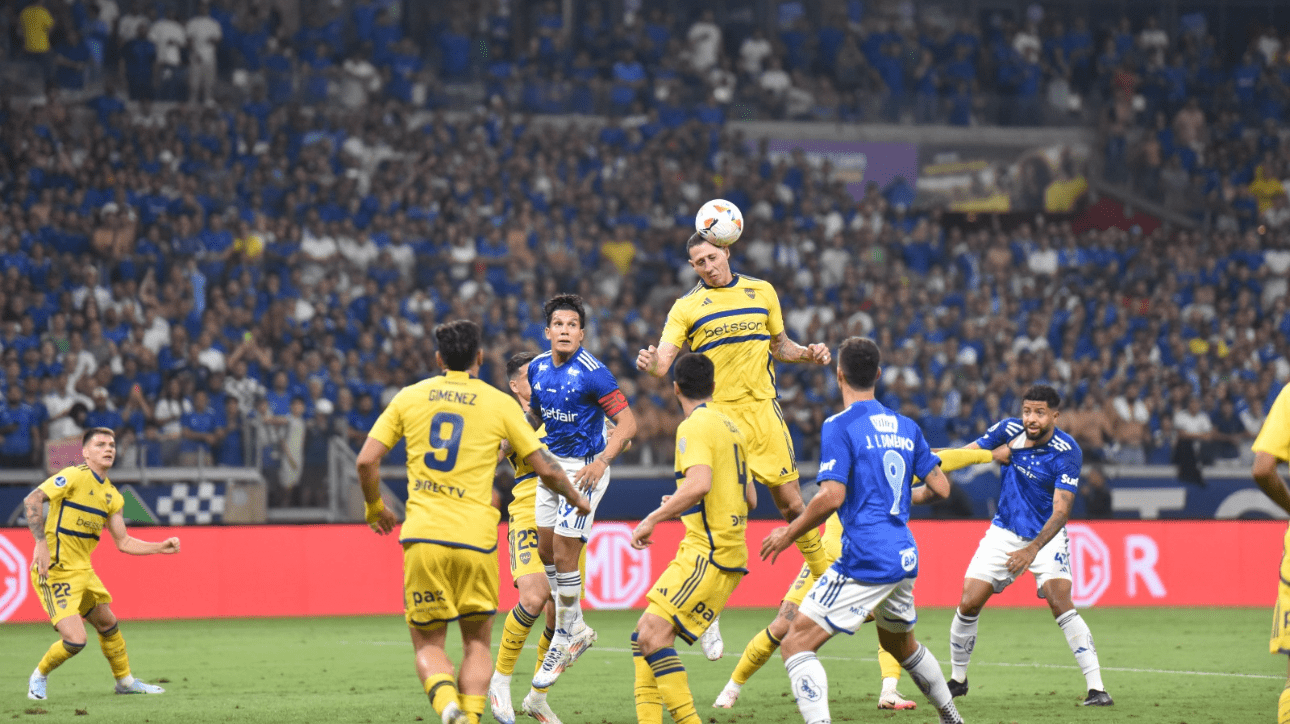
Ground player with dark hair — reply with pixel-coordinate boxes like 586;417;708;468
25;427;179;700
947;384;1112;706
629;352;757;724
636;233;832;660
357;320;590;724
760;337;965;724
1253;382;1290;724
530;294;637;691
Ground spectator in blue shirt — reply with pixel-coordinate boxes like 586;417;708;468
54;29;90;91
0;384;42;467
83;387;123;435
180;389;220;465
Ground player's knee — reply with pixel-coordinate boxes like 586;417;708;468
956;596;983;617
519;590;549;616
634;628;665;656
61;634;88;649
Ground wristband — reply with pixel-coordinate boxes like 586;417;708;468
364;498;385;524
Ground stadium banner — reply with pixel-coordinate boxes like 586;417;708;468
914;142;1090;212
0;520;1281;623
757;139;918;201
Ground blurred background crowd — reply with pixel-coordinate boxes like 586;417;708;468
0;0;1287;508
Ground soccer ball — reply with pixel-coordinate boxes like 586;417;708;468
694;199;744;246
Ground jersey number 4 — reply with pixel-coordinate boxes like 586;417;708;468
425;412;464;472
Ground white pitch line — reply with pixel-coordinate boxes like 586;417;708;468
340;641;1281;680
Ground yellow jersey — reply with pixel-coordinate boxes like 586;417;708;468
369;370;543;553
1254;384;1290;462
508;424;547;501
19;5;54;53
675;405;752;571
37;465;123;572
661;274;785;404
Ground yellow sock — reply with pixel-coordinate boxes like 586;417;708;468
1279;685;1290;724
98;625;131;680
496;604;538;676
732;628;781;685
878;645;901;681
531;627;555;694
424;673;459;718
795;527;830;577
646;646;699;723
459;693;485;724
38;639;85;675
632;633;663;724
935;447;992;472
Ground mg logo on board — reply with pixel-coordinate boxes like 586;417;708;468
0;535;29;621
585;523;651;610
1067;523;1111;607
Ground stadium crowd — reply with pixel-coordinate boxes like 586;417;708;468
0;0;1287;507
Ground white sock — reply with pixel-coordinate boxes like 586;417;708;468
116;674;136;687
784;652;831;724
544;564;558;603
1057;610;1104;691
32;667;45;680
724;679;742;693
900;644;955;710
881;676;899;694
555;571;583;633
948;609;978;682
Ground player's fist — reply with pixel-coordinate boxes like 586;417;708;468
991;445;1012;466
159;537;181;554
635;345;658;373
806;343;831;365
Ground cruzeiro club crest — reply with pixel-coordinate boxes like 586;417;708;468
797;675;823;702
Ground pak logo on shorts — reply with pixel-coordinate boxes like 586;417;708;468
798;675;823;701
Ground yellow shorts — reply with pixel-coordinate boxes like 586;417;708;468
645;547;744;644
711;399;798;487
508;487;545;582
31;566;112;627
1273;525;1290;654
403;542;498;629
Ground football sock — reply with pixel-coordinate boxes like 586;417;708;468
936;448;992;472
1279;684;1290;724
555;571;583;632
878;645;902;687
646;646;698;723
900;644;955;711
37;639;85;675
496;603;538;676
795;528;831;578
544;565;559;604
425;674;460;719
784;651;831;724
949;609;978;682
458;693;485;724
631;633;664;724
732;627;781;685
1056;610;1104;692
98;625;132;680
531;627;555;694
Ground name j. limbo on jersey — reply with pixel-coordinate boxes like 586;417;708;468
528;349;629;459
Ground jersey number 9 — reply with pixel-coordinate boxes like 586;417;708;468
882;449;906;517
425;412;465;472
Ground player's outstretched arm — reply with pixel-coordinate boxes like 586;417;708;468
24;488;51;578
635;341;682;378
106;512;180;555
761;481;844;562
528;447;592;517
911;466;951;505
1253;452;1290;516
1005;488;1074;575
356;436;399;534
769;331;831;365
631;464;712;550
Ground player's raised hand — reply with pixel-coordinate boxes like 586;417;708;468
760;525;793;563
991;445;1012;465
806;343;831;365
631;518;656;550
160;537;181;554
635;345;658;373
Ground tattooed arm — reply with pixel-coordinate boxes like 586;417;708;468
25;488;51;579
770;331;831;365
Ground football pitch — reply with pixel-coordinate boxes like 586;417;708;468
2;607;1280;723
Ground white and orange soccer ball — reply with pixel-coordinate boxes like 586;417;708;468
694;199;744;246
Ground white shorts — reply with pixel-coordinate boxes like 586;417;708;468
798;565;918;635
535;454;610;540
963;524;1072;598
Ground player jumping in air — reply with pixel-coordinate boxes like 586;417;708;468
1252;381;1290;724
357;320;589;724
636;232;832;659
629;353;757;724
25;427;178;700
947;385;1112;706
530;294;637;691
761;337;964;724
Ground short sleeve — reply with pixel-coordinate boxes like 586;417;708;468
589;366;629;417
1253;385;1290;462
37;470;71;502
107;487;125;516
1054;451;1081;493
762;283;784;337
660;300;689;349
675;416;715;475
815;417;852;485
974;417;1021;450
909;425;941;481
502;397;543;462
367;390;405;449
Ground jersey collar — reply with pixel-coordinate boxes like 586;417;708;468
702;273;740;289
444;370;473;381
89;468;105;483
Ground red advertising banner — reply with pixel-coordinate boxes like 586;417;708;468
1;521;1282;623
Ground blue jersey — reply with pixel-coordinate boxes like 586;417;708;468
528;348;627;460
975;418;1082;539
817;399;940;584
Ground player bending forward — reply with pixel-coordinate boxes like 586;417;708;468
637;233;832;659
762;337;964;724
1252;381;1290;724
947;385;1112;706
713;446;1005;711
629;353;757;724
357;320;589;724
25;427;177;700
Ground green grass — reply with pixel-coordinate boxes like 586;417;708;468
1;608;1282;723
